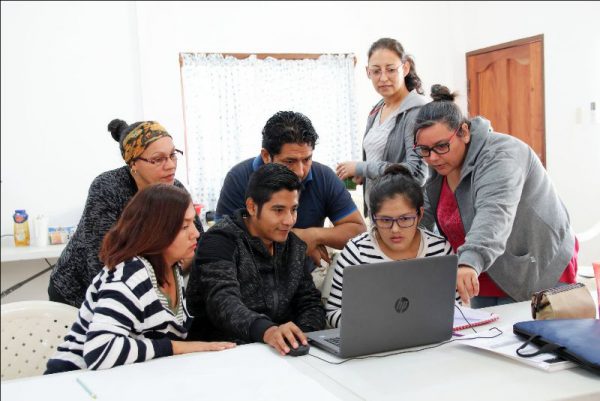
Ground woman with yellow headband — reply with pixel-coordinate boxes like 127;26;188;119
48;119;203;307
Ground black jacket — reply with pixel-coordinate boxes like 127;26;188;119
186;209;325;343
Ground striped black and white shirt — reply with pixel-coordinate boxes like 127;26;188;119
45;257;192;374
325;228;453;328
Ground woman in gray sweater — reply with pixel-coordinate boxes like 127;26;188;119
336;38;428;210
414;85;577;308
48;119;202;307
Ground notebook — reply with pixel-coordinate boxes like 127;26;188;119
453;305;499;331
307;255;458;358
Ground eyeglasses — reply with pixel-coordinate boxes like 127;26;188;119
136;149;183;167
413;127;460;157
367;65;401;79
372;214;418;229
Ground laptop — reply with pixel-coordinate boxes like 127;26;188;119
308;255;458;358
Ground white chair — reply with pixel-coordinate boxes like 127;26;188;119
1;300;79;381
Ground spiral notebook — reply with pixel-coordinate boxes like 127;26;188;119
453;305;499;331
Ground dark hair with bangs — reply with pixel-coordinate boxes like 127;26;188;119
245;163;301;217
99;184;191;286
368;164;424;217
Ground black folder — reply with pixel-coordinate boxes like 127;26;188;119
513;319;600;375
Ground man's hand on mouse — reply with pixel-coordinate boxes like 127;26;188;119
263;322;308;356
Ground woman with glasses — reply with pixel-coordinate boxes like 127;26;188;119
46;184;234;374
325;165;452;328
336;38;428;210
49;119;202;308
414;85;577;308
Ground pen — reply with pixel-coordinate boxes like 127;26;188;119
76;377;97;399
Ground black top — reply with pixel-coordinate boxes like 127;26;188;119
186;209;325;343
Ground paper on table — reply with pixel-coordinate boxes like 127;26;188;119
459;326;577;372
453;305;499;331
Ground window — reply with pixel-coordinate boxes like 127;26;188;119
179;52;360;209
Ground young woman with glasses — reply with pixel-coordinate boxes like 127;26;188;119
336;38;429;211
325;165;453;328
414;84;578;308
48;119;203;308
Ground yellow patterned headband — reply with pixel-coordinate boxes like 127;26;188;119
122;122;172;163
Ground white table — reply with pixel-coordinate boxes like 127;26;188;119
1;243;66;263
2;302;599;400
297;301;600;400
0;343;358;401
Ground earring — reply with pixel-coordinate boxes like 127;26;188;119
131;169;137;175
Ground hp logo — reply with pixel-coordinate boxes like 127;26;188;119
394;297;410;313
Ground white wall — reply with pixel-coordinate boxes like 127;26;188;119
1;1;142;232
2;1;598;265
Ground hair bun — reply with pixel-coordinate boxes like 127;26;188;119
430;84;456;102
107;119;128;142
382;164;412;178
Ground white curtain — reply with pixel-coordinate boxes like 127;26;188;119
180;53;360;210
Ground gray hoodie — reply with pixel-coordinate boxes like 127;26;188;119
355;90;429;187
422;117;575;301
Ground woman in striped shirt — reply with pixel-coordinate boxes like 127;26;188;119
45;184;234;374
326;165;453;328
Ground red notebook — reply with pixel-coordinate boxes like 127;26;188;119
453;305;500;331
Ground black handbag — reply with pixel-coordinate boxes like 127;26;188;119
513;319;600;375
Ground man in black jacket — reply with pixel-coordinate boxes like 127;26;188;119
187;163;325;355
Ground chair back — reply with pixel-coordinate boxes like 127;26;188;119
1;300;79;381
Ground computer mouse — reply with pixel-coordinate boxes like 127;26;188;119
285;341;310;357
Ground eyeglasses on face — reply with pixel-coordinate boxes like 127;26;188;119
136;149;183;166
413;127;460;158
372;214;418;229
367;65;401;79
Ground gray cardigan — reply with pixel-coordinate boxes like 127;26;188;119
422;117;575;301
355;90;428;186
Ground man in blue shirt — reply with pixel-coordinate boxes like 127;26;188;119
216;111;366;265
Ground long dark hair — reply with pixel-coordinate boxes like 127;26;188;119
368;38;423;95
99;184;192;286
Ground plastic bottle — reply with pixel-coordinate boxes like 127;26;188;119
13;209;30;247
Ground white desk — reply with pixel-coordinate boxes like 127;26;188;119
1;244;66;263
2;302;599;400
1;238;66;263
1;343;357;401
298;302;600;400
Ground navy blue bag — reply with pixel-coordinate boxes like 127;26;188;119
513;319;600;375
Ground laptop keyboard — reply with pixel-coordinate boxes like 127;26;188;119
324;336;341;346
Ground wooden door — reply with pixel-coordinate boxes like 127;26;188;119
467;35;545;166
